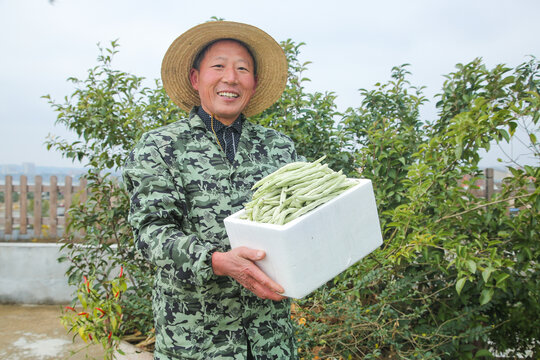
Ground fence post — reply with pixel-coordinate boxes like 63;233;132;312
20;175;28;235
79;177;87;203
33;175;42;237
49;176;58;238
63;176;72;235
78;177;87;237
485;168;494;201
5;175;13;235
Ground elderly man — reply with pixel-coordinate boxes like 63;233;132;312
123;21;301;359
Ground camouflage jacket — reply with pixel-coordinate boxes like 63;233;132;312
123;108;300;359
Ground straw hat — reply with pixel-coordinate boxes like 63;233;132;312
161;21;288;117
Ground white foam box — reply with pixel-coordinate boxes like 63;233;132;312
224;178;383;299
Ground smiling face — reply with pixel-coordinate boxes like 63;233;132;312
189;40;258;126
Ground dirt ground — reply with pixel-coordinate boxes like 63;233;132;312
0;304;105;360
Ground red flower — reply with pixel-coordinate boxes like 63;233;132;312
119;266;124;278
65;306;76;312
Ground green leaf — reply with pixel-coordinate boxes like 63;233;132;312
479;288;494;305
466;260;477;274
474;349;494;358
495;273;510;288
482;267;494;283
454;144;463;159
111;316;118;331
456;277;467;295
508;121;518;135
498;129;510;142
77;293;87;309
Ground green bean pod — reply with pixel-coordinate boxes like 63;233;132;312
240;156;355;225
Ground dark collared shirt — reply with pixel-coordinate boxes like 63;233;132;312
197;106;243;163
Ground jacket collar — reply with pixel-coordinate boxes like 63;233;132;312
188;107;206;130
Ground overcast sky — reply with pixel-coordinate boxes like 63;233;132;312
1;0;539;169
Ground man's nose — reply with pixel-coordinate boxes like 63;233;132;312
222;67;238;84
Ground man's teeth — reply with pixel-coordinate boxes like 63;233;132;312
218;92;239;98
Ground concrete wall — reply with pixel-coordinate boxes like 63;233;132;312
0;243;75;304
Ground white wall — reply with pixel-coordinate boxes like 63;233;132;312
0;243;75;304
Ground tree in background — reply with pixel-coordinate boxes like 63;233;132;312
46;34;539;359
251;40;355;175
342;65;427;232
293;58;539;359
44;41;183;356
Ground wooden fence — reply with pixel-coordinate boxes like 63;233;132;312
0;175;87;239
0;169;502;240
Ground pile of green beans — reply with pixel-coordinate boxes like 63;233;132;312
241;156;356;225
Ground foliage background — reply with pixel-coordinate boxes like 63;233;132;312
46;34;539;359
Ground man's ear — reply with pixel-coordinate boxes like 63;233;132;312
189;68;199;91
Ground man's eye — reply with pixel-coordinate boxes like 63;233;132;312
212;64;224;68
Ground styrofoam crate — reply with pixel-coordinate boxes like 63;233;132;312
224;178;383;299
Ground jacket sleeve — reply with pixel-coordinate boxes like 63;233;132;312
122;132;217;287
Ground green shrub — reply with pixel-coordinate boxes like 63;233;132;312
45;41;181;356
292;58;539;359
46;36;539;359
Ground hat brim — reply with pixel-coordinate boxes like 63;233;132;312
161;21;288;117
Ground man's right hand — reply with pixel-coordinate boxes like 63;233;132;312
211;247;286;301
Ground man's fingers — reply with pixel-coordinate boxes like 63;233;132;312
235;246;265;261
216;247;286;300
238;275;286;301
245;262;285;295
235;247;284;292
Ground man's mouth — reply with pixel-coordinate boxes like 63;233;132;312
218;91;239;99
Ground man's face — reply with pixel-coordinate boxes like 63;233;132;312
190;40;257;125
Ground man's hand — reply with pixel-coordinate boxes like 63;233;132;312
212;247;286;301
